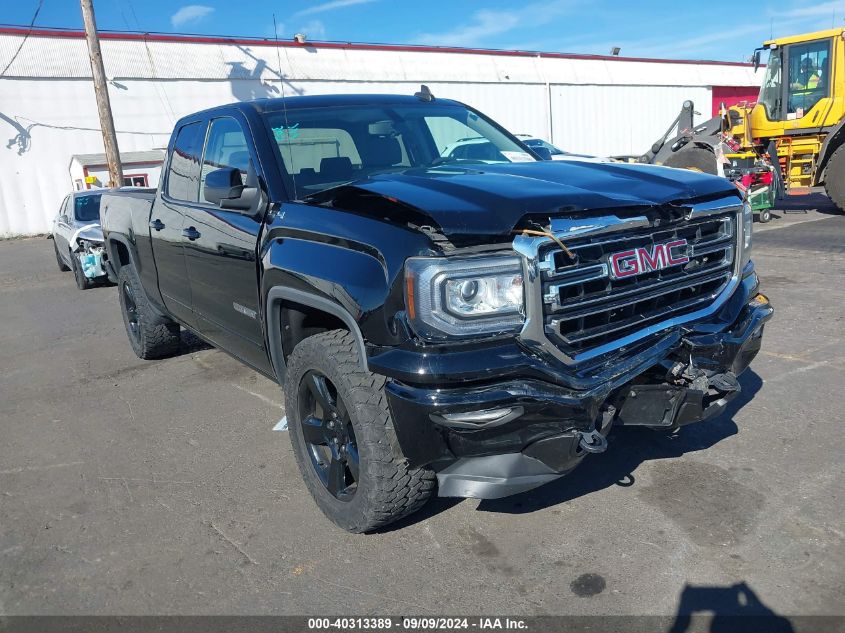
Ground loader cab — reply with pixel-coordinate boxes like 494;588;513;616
750;30;843;135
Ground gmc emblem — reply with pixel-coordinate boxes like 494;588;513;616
609;239;689;279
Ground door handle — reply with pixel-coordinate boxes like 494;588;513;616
149;219;165;231
182;227;201;241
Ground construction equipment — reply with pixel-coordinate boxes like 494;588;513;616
632;100;779;220
733;28;845;210
638;28;845;212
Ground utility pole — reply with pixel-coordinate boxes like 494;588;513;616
80;0;123;187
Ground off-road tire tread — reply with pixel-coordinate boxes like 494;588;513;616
117;265;180;359
823;144;845;213
663;146;719;174
285;330;435;532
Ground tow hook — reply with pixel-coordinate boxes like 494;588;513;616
577;430;608;454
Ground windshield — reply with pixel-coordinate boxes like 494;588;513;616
265;103;535;198
74;194;102;223
757;49;782;120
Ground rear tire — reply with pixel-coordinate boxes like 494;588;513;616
54;240;70;272
663;146;719;175
822;144;845;213
117;264;180;359
284;330;435;533
71;253;92;290
758;209;772;223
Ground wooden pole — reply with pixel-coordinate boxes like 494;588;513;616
79;0;123;187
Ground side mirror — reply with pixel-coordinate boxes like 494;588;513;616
533;146;553;161
204;167;245;206
753;50;762;71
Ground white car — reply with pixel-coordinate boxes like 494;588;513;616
515;135;612;163
51;190;109;289
439;136;533;163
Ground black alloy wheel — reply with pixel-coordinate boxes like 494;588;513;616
298;370;360;501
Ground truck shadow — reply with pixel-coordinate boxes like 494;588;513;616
476;369;763;515
666;581;795;633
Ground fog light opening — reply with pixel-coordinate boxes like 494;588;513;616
431;406;524;429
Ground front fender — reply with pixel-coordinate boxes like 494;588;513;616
259;202;436;379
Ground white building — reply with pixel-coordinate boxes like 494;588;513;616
0;27;762;236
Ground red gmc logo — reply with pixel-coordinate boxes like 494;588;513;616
609;239;690;279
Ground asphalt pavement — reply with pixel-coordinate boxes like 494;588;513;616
0;195;843;621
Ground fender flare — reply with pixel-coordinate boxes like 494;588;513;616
266;287;369;382
105;233;141;274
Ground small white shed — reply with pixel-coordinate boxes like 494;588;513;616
68;150;164;191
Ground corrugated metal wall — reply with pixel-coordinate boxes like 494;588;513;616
0;33;762;236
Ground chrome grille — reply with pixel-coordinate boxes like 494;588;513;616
540;214;736;355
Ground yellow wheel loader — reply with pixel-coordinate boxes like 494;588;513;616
639;29;845;212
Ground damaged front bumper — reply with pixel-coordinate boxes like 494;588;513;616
382;276;773;500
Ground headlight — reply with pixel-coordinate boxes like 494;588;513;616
404;255;525;339
740;199;753;268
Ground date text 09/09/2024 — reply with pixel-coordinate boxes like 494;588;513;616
307;617;528;630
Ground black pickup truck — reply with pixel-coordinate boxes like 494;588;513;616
101;92;773;532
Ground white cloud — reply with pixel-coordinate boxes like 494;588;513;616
779;0;845;18
170;5;215;29
631;24;765;58
294;0;377;18
410;0;578;47
296;20;327;40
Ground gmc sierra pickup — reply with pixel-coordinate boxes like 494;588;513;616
101;92;773;532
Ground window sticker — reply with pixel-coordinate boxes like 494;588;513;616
273;123;300;142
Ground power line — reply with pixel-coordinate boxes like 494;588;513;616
0;0;44;77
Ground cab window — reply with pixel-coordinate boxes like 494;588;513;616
787;40;830;117
200;117;251;194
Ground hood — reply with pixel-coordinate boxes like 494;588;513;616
68;222;103;251
313;161;739;237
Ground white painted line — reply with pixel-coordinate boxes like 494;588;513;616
232;383;284;409
0;461;85;475
765;359;835;383
273;416;288;431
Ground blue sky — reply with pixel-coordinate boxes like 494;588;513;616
3;0;844;61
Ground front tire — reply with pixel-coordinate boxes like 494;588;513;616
54;240;70;272
758;209;772;223
823;145;845;213
284;330;435;532
117;264;180;359
71;253;92;290
663;146;718;174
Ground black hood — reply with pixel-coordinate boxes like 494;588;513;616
312;160;739;237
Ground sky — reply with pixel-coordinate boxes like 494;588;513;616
2;0;844;62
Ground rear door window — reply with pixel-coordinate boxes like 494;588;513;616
166;121;206;202
59;196;70;221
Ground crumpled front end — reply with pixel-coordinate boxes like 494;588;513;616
70;224;108;281
379;196;773;499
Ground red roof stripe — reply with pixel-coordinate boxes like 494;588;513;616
0;25;754;68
